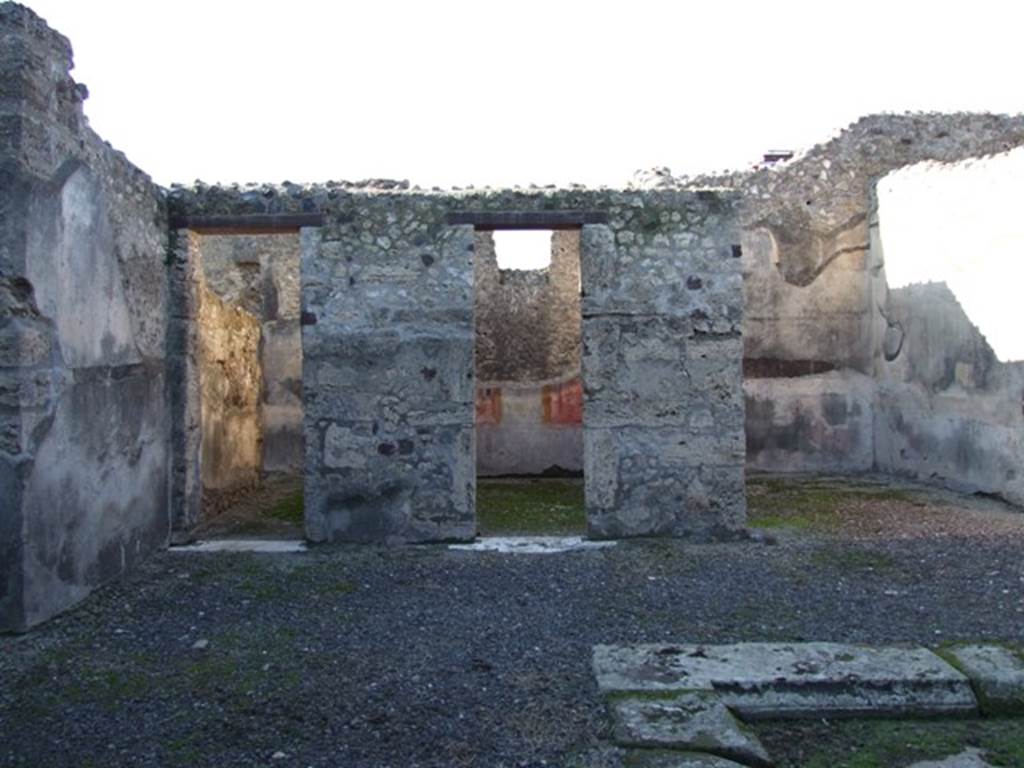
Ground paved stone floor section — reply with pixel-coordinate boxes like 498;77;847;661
611;692;770;766
594;642;978;719
944;645;1024;715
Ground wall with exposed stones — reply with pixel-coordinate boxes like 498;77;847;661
474;230;583;476
163;185;746;543
647;113;1024;503
0;4;170;631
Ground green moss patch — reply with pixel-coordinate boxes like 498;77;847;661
754;717;1024;768
476;479;585;535
747;476;918;533
267;490;304;524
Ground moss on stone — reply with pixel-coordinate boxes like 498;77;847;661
755;717;1024;768
747;476;918;532
476;479;585;535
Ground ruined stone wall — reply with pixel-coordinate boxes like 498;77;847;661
169;184;746;542
198;234;303;474
474;230;582;382
870;216;1024;505
580;197;745;539
0;4;170;631
300;206;477;543
474;230;583;476
196;280;262;511
668;113;1024;479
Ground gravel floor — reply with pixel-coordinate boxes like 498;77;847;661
2;476;1023;768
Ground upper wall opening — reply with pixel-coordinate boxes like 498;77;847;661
493;230;552;270
877;146;1024;363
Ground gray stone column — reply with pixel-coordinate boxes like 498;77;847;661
301;209;476;543
580;192;746;539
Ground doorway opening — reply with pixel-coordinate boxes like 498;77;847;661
191;233;305;539
473;229;584;536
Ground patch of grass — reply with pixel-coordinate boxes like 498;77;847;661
747;476;917;533
66;668;152;711
476;479;585;535
267;490;304;524
808;547;897;572
756;717;1024;768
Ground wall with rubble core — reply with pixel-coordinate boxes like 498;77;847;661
474;230;583;476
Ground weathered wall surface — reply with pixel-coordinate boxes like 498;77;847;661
198;234;303;474
745;372;875;473
475;230;582;382
1;5;170;631
654;113;1024;483
170;185;747;541
196;281;262;511
580;196;745;539
475;376;583;476
871;279;1024;505
474;229;583;475
301;210;476;543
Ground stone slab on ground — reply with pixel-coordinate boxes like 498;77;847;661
620;750;754;768
594;642;977;719
906;748;995;768
943;644;1024;715
448;536;616;554
170;539;307;553
610;691;771;767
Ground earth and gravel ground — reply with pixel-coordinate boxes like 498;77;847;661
2;474;1023;767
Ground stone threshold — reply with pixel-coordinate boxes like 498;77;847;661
448;536;617;554
169;539;307;553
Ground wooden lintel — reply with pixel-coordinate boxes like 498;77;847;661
446;210;608;230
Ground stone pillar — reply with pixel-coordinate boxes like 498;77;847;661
300;206;476;543
580;192;746;539
167;231;203;542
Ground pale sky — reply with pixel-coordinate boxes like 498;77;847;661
22;0;1024;359
24;0;1024;189
878;147;1024;363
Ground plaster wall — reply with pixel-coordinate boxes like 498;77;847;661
871;272;1024;506
475;376;583;477
1;4;170;631
671;113;1024;486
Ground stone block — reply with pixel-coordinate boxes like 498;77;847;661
585;424;746;540
594;643;978;719
943;645;1024;715
610;692;770;767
